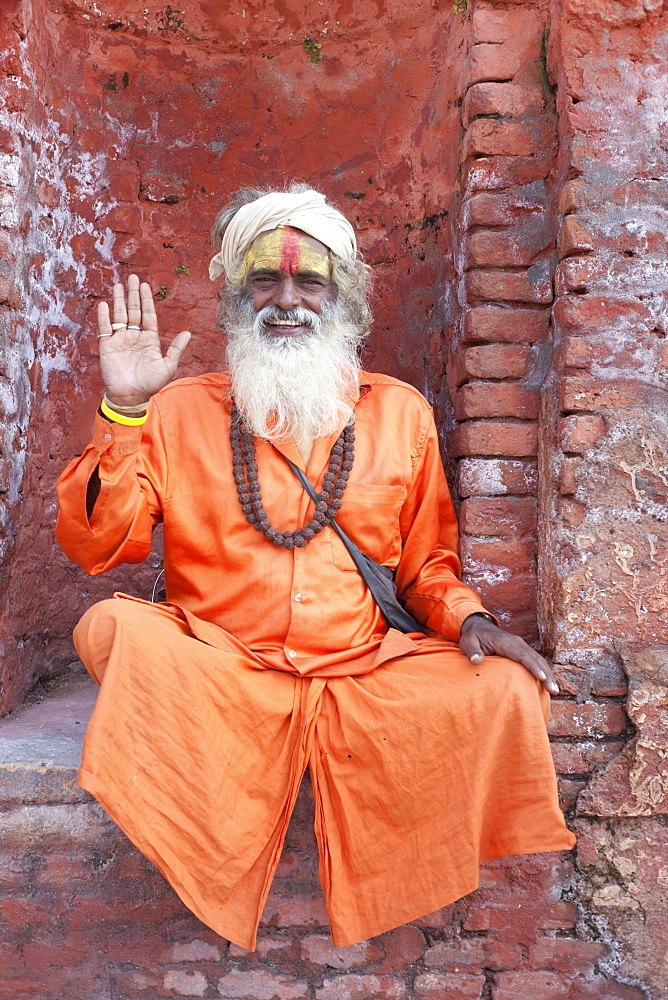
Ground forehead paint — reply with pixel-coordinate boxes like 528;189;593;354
242;226;331;282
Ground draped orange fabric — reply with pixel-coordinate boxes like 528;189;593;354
56;371;575;949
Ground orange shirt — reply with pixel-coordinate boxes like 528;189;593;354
57;370;576;949
56;370;489;672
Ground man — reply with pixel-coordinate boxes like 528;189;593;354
56;186;575;951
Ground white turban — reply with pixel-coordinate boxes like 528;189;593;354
209;189;357;281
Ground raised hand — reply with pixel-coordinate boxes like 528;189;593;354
97;274;191;408
459;614;560;695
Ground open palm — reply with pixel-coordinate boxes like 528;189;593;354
97;273;191;408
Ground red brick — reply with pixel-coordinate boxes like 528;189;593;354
529;937;607;971
559;377;643;411
164;969;208;996
460;496;537;535
461;535;535;572
111;969;161;997
558;414;607;453
467;42;524;84
464;119;548;159
300;935;382;969
463;82;545;124
454;421;538;459
465;183;550;227
558;499;586;527
495;971;569;999
261;892;329;928
375;925;426;970
464;571;537;615
424;938;523;970
169;938;223;961
315;975;407;1000
466;269;553;305
229;936;294;962
410;908;457;930
463;900;578;935
540;901;579;931
466;230;540;268
548;702;627;738
559;776;588;810
550;741;625;775
216;970;309;1000
464;307;549;344
569;980;648;1000
465;153;555;192
457;458;538;497
558;180;587;216
554;257;596;295
462;344;532;379
456;382;539;420
558;215;595;258
413;971;485;999
552;294;651;335
471;6;543;45
559;457;580;495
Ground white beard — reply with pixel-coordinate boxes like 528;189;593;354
224;297;363;442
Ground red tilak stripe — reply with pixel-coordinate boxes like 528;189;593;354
279;228;302;273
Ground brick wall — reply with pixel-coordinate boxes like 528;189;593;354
448;0;555;645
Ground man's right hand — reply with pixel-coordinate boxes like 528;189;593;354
97;273;191;408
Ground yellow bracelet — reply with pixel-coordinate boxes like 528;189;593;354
100;396;149;426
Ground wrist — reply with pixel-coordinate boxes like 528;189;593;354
103;394;149;414
100;396;149;426
460;612;496;632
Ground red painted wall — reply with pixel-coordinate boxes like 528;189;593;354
1;0;470;714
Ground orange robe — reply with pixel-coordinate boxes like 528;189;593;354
56;370;575;949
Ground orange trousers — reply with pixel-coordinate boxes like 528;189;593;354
74;596;575;949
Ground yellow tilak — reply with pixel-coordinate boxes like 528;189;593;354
241;226;331;283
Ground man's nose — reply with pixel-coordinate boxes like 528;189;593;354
274;276;301;311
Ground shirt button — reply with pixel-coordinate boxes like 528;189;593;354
287;649;297;658
103;434;112;441
294;593;302;602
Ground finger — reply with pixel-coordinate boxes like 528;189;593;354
495;634;559;693
459;629;485;665
126;273;142;328
165;330;191;366
139;282;158;332
97;301;112;338
112;283;128;326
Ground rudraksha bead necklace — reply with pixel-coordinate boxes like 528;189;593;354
230;402;355;549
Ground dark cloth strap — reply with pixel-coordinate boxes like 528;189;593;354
285;458;423;634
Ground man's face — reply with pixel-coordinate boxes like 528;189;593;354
242;227;334;338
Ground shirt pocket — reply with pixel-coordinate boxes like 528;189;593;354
330;484;407;571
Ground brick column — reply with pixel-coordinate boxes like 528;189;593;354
449;0;557;644
542;0;668;994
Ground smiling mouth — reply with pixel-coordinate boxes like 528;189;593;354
264;318;311;334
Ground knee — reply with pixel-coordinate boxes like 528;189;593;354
73;597;140;682
489;655;550;720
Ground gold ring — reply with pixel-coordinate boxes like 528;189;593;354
111;323;126;331
98;333;113;339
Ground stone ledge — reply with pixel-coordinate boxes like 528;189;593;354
0;672;96;807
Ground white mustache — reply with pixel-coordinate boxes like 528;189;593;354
256;306;320;331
